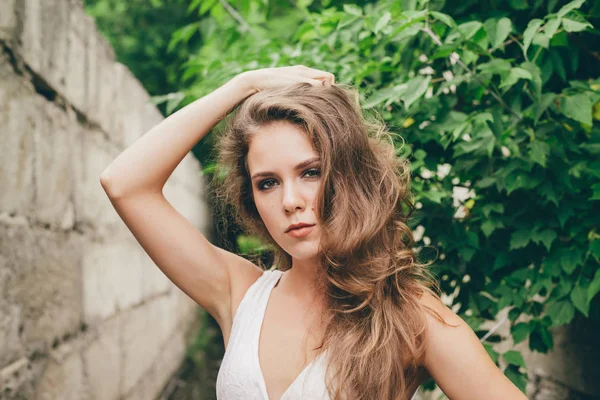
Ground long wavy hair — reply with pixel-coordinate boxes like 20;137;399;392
211;82;451;399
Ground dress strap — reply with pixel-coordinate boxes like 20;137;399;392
228;269;283;346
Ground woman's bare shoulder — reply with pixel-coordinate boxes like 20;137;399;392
418;291;464;327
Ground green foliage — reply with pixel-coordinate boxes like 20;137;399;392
88;0;600;394
84;0;202;96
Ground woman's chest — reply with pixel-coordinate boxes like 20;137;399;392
259;293;326;399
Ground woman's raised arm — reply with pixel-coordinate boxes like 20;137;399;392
99;74;259;331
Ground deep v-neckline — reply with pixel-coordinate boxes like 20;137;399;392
255;270;326;400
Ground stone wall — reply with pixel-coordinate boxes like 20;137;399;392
0;1;206;398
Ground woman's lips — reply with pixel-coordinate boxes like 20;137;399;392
286;225;315;238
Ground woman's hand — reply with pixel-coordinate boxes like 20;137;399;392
235;65;336;95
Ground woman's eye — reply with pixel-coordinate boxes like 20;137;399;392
258;179;276;190
304;168;321;178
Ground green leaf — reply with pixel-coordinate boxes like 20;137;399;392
421;188;446;204
481;219;505;238
591;183;600;201
488;17;512;50
510;229;531;250
493;252;510;272
430;11;456;28
544;17;562;38
532;32;550;48
503;350;527;368
343;4;362;16
390;22;424;42
337;14;360;29
591;239;600;260
562;93;593;125
505;170;537;195
522;61;542;100
523;19;543;55
363;84;407;109
546;300;575;326
476;176;497;189
562;13;593;32
457;21;483;40
528;140;549;167
557;0;586;18
374;11;391;34
462;247;476;262
529;323;553;352
570;285;589;317
465;230;480;248
499;67;533;89
483;343;500;364
531;229;556;252
477;59;512;75
401;76;431;110
481;203;504;218
588;269;600;301
505;365;528;393
560;246;584;275
534;93;556;124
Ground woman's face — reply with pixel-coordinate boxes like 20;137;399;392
246;121;322;261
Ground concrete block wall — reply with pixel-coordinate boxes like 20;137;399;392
0;0;205;398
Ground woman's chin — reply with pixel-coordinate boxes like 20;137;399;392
283;243;321;261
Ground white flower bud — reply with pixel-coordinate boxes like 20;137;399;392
443;70;454;81
413;225;425;242
450;52;460;65
420;168;434;179
436;163;452;179
425;86;433;99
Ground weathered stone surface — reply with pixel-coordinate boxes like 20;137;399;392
75;129;123;234
0;239;24;368
0;224;83;357
170;153;206;198
33;102;78;228
176;287;200;329
0;1;206;399
0;53;36;217
82;238;144;323
140;250;172;298
35;345;91;400
64;5;88;113
0;0;17;41
124;327;186;400
0;301;22;369
121;296;169;394
163;177;209;233
82;316;121;400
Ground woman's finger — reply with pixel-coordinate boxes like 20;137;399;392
289;65;335;84
297;76;328;87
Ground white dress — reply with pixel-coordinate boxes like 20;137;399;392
216;269;331;400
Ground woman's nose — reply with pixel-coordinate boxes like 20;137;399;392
282;182;305;213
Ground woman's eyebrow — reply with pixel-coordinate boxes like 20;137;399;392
251;156;320;181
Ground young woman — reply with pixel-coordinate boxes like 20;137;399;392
100;65;527;400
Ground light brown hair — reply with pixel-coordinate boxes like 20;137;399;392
212;82;450;399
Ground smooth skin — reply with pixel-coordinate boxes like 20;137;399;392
100;65;527;399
